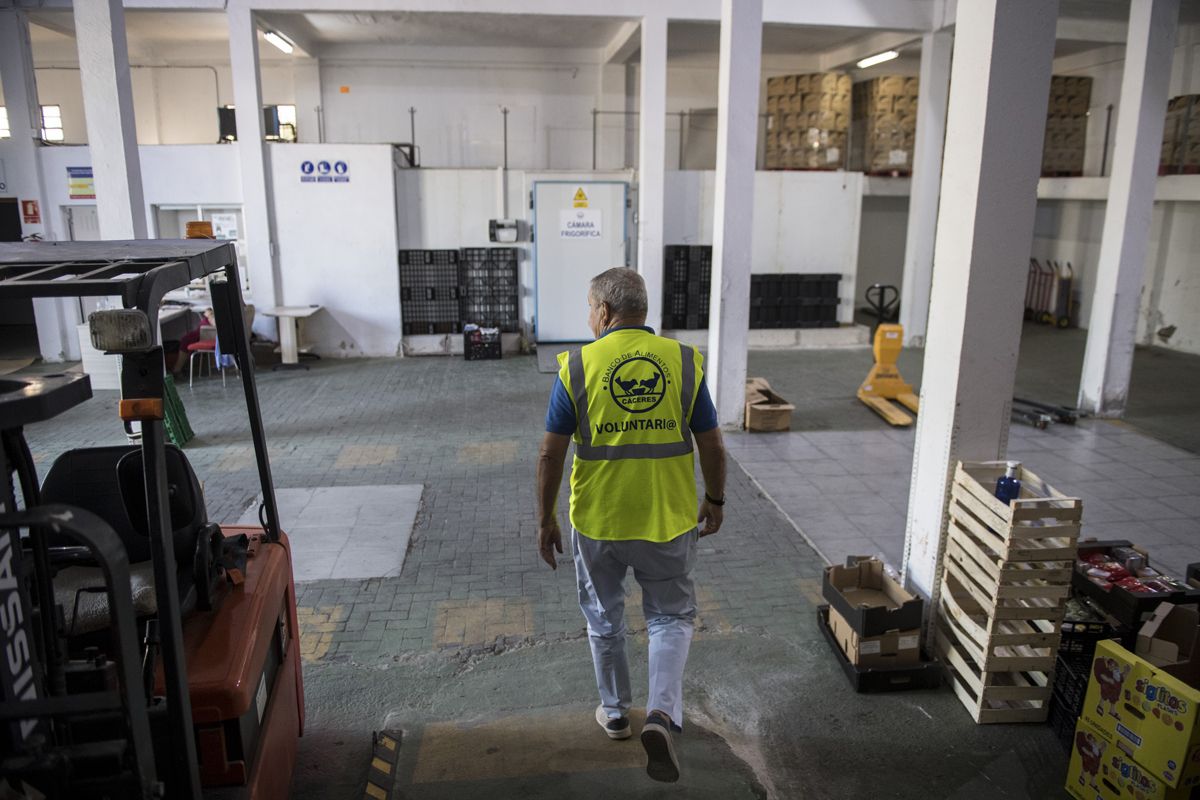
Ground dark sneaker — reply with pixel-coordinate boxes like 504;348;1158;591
641;710;680;783
595;704;632;740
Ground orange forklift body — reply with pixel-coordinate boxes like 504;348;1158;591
156;529;305;794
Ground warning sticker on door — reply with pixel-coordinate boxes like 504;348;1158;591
560;208;602;239
572;187;589;208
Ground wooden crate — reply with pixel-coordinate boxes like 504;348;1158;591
936;460;1081;723
937;611;1053;724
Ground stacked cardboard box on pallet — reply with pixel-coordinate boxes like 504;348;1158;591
1042;76;1092;176
1161;95;1200;174
850;76;919;175
764;72;851;170
937;461;1081;723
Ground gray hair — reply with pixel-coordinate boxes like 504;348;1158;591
589;267;647;318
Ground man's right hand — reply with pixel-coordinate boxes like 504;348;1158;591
698;499;723;537
538;519;564;569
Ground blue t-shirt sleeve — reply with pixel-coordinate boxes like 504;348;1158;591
689;376;718;433
545;377;578;435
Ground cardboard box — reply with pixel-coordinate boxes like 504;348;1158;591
826;603;920;668
1083;639;1200;789
1066;717;1192;800
822;557;923;638
1139;604;1200;669
744;377;794;432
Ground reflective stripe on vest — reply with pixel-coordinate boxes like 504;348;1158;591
568;341;695;461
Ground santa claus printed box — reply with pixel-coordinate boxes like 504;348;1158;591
1082;639;1200;790
1066;716;1187;800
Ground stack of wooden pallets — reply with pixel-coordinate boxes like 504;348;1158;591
936;461;1082;724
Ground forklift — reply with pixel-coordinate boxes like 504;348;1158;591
0;240;303;799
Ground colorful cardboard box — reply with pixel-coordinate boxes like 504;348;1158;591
1066;717;1195;800
1083;639;1200;789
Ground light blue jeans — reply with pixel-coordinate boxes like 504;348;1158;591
572;527;698;730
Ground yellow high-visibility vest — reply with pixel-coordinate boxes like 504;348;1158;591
557;328;703;542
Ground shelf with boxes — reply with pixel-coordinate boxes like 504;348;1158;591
1162;95;1200;174
764;72;851;171
1042;75;1092;178
850;76;919;176
937;461;1082;724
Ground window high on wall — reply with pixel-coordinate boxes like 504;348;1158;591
41;105;64;142
0;108;10;139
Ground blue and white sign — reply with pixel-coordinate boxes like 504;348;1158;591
300;158;350;184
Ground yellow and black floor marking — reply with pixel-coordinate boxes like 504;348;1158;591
364;729;403;800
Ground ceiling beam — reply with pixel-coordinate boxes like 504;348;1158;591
817;30;921;72
603;20;641;64
1055;17;1127;45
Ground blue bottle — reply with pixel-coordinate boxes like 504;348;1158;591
994;461;1022;505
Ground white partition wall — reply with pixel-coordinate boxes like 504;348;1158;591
270;144;401;357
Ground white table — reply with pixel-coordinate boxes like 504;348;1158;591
264;305;321;369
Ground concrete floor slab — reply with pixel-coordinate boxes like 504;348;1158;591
237;485;422;580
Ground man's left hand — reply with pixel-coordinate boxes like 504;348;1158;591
698;500;723;537
539;519;563;569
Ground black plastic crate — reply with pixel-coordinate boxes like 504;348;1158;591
463;328;502;361
1047;690;1080;752
688;245;712;264
663;291;689;317
689;261;712;283
402;320;459;335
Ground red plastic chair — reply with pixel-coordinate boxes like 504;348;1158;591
187;327;218;388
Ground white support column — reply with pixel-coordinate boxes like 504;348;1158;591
1;10;79;363
898;30;952;347
706;0;762;428
229;7;281;330
637;15;667;332
1078;0;1179;417
73;0;146;239
902;0;1059;600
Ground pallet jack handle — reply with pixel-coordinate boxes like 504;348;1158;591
864;283;899;337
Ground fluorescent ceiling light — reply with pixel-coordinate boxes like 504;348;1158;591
264;31;294;54
856;50;899;69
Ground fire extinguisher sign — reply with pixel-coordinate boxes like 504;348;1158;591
20;200;40;225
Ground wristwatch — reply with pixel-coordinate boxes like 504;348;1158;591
704;492;725;507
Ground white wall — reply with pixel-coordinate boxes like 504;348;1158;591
857;195;909;304
36;144;242;240
270;143;400;357
666;170;863;322
8;62;301;146
1033;197;1200;355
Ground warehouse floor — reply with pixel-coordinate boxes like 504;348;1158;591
16;327;1198;799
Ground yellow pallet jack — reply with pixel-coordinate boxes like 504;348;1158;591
857;285;919;426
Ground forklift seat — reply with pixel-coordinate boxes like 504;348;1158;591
40;444;224;636
41;444;206;563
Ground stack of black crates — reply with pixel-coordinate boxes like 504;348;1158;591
662;245;712;330
399;250;461;335
458;248;519;332
750;273;840;329
398;248;519;335
1045;604;1130;751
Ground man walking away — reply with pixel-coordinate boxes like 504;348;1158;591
536;267;727;783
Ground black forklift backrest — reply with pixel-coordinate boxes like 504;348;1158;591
40;445;206;563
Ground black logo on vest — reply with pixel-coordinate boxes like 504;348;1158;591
608;355;667;413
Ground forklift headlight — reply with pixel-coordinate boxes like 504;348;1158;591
89;309;153;353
